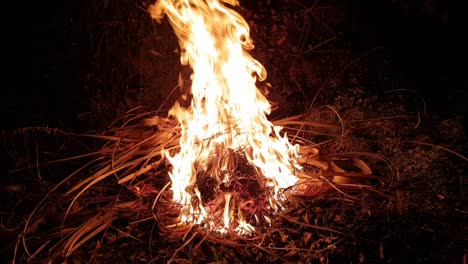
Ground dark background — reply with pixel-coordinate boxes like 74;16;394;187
1;0;458;129
3;1;90;129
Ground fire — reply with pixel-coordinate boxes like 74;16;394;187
149;0;301;234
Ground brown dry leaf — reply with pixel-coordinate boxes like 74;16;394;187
334;214;342;222
284;249;297;257
276;35;287;46
303;211;310;224
272;24;278;32
295;207;305;215
25;216;45;234
285;241;298;257
303;232;312;245
104;231;117;244
324;236;337;244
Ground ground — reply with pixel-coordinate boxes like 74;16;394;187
1;0;466;263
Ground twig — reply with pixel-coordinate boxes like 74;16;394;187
278;214;345;235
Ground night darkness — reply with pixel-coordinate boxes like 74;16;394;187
2;0;465;263
1;0;459;129
3;1;91;129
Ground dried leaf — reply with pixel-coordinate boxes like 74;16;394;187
334;214;342;222
303;232;312;245
276;35;286;46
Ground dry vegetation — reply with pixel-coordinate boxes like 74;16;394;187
1;0;465;263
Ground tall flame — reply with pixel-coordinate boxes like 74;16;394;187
150;0;300;234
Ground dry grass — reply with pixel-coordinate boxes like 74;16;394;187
5;103;405;263
4;90;466;263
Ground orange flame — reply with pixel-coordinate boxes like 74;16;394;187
150;0;300;234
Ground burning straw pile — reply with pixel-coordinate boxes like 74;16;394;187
4;0;465;263
13;107;383;263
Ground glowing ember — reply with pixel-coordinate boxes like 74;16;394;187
150;0;301;234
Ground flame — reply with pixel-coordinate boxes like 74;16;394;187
150;0;300;234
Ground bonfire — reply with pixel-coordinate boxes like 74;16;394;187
2;0;464;263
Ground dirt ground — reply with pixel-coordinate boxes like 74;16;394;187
1;0;465;263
